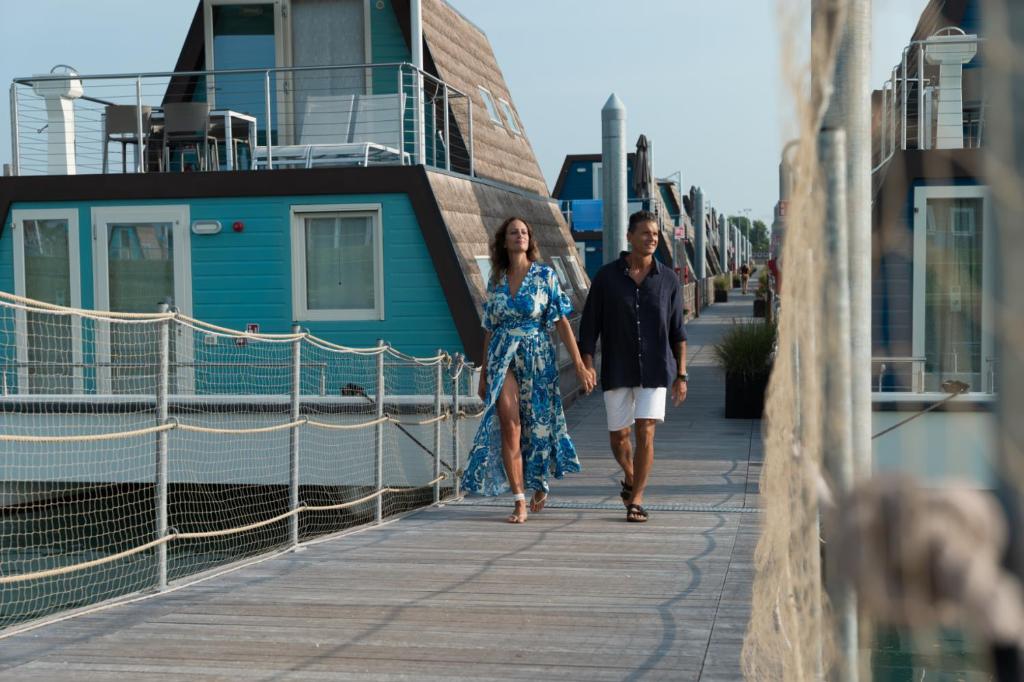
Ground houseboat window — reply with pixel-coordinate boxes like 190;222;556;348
13;211;81;394
477;87;502;125
291;206;383;321
497;99;521;134
593;163;603;199
475;256;492;287
550;256;573;294
922;196;985;392
567;254;588;290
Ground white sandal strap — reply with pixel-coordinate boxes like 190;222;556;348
512;492;526;502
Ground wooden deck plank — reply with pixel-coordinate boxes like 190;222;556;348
0;293;763;681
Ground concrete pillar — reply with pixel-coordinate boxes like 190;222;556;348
719;215;729;272
602;94;627;263
694;188;706;281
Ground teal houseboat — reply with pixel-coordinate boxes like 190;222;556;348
1;0;588;394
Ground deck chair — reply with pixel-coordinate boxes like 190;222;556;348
307;93;409;168
255;94;357;169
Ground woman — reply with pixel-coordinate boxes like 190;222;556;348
461;217;596;523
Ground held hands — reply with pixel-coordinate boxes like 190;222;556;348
575;363;597;394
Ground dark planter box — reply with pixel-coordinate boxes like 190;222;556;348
714;289;728;303
753;298;767;318
732;275;741;288
725;371;769;419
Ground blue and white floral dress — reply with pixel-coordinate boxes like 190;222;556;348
461;262;581;496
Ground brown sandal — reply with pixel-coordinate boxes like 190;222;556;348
626;504;649;523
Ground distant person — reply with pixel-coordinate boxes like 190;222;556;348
462;217;596;523
740;262;751;294
579;210;688;523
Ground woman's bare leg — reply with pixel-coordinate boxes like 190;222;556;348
497;368;527;523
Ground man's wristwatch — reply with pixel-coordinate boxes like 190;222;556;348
676;372;688;383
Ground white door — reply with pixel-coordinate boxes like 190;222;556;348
912;185;994;393
92;206;193;395
11;209;83;394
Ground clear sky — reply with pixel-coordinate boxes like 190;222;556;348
0;0;926;224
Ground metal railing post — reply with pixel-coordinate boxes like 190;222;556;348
890;69;897;157
880;85;888;161
155;303;170;591
442;84;451;171
398;66;405;165
901;48;908;150
416;69;426;166
918;44;926;150
433;351;443;503
467;101;474;177
289;323;301;548
9;83;20;176
451;354;462;498
135;76;145;173
264;70;273;169
374;340;386;523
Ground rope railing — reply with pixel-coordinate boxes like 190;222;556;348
0;474;447;585
0;292;479;624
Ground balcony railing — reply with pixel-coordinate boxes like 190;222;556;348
872;355;997;395
874;29;984;172
9;62;472;176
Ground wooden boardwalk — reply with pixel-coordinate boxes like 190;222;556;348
0;292;764;682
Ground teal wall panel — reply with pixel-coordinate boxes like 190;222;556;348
1;193;463;373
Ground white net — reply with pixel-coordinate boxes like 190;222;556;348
0;291;476;631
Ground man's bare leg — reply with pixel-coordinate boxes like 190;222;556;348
628;419;657;520
609;427;633;505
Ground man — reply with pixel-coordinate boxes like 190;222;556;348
579;210;688;523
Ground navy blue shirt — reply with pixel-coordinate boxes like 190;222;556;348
578;253;687;391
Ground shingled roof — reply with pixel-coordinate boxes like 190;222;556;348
413;0;550;196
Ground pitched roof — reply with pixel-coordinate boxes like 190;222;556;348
410;0;550;196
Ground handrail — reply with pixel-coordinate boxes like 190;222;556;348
873;32;985;172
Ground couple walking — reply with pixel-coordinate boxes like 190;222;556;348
461;210;688;523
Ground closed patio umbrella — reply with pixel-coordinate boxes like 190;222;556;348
634;134;652;200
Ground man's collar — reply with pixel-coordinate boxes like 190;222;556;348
620;251;661;275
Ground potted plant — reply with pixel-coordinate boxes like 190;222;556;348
732;273;741;289
753;271;770;318
713;275;729;302
713;319;776;418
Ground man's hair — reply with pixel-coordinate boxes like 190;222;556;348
627;210;658;233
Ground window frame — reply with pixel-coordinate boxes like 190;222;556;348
497;98;521;134
474;256;493;289
566;253;589;291
912;184;994;393
477;86;503;126
550;256;574;295
11;208;84;394
290;203;384;321
91;204;194;395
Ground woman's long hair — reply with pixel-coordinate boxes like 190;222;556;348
489;216;540;287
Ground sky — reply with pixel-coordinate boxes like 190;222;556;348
0;0;926;224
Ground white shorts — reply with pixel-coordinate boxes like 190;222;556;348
603;387;668;432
